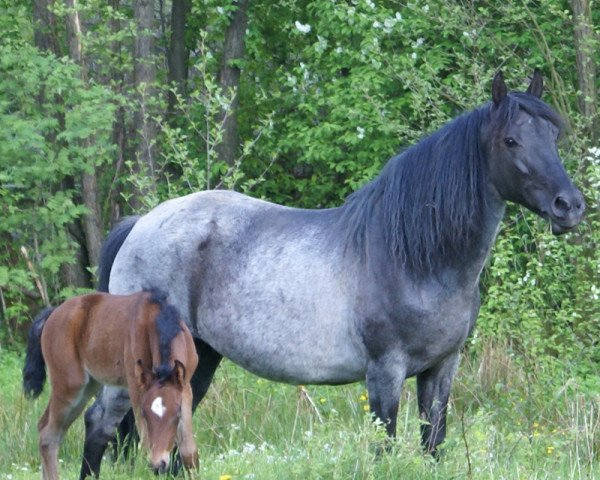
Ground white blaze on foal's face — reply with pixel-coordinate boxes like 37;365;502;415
151;396;166;418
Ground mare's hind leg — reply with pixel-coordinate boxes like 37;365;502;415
80;386;131;480
190;338;223;411
416;352;460;457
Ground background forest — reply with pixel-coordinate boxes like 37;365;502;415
0;0;598;478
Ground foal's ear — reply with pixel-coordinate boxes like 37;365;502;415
526;69;543;98
172;360;186;389
135;359;154;389
492;71;508;107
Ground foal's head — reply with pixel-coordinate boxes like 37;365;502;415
135;360;187;474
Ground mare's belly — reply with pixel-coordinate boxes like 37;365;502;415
197;290;367;385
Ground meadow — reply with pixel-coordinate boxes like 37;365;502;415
0;343;597;480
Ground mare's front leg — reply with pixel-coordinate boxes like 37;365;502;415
366;354;407;437
80;386;131;479
416;352;460;457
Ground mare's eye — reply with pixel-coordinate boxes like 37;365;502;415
504;137;518;147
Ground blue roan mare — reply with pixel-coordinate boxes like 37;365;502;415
79;72;584;478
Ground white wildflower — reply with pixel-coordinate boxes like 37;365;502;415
384;18;396;31
242;442;257;454
357;126;365;140
373;20;382;28
295;21;311;34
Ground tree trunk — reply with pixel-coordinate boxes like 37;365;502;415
33;0;60;54
167;0;191;117
65;0;103;271
104;0;128;226
132;0;158;209
216;0;250;169
571;0;599;143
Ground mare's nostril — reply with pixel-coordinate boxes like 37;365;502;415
553;195;571;215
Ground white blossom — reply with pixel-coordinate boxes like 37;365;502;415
295;21;311;34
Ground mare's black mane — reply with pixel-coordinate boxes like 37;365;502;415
339;93;563;276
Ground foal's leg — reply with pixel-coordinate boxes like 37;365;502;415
366;355;407;437
177;383;198;469
416;352;460;457
39;379;98;480
79;386;131;480
166;339;221;475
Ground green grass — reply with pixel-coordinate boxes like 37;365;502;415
0;344;597;479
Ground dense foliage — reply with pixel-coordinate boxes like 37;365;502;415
0;0;598;392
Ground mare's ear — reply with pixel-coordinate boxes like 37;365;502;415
526;69;543;98
492;71;508;107
135;359;154;389
172;360;186;389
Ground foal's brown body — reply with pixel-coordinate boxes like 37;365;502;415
30;291;198;480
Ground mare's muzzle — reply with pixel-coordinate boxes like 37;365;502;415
549;188;585;234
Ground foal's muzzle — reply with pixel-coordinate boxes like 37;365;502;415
151;458;170;475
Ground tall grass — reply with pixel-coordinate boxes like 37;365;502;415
0;342;597;479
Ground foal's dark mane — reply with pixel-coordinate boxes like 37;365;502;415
146;288;183;382
339;93;563;276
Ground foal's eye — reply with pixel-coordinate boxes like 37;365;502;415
504;137;518;147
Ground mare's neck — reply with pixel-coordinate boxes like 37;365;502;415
454;186;506;287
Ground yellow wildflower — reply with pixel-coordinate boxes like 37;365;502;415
220;475;233;480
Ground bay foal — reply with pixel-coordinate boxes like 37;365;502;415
23;289;198;479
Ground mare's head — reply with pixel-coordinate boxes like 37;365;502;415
484;70;584;233
135;360;187;474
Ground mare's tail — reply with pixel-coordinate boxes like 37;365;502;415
22;307;54;399
97;216;140;291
